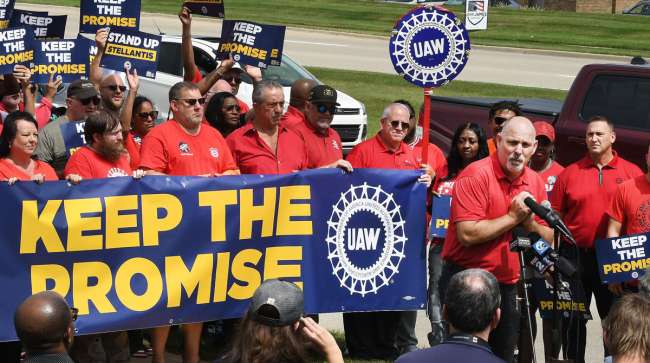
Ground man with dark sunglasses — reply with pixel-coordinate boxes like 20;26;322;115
487;101;522;155
36;79;100;178
15;291;76;363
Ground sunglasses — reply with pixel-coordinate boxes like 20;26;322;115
223;76;242;84
176;98;206;106
225;104;241;112
70;307;78;322
137;111;159;119
104;85;127;92
493;116;509;125
316;104;336;114
78;96;101;106
389;120;410;130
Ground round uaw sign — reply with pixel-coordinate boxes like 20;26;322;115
389;6;470;88
326;183;407;297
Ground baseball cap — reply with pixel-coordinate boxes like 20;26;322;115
0;75;21;98
309;85;339;106
250;279;304;327
533;121;555;142
67;79;99;99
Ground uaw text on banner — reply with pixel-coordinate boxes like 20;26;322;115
0;169;426;341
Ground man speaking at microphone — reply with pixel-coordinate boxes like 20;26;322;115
440;117;552;362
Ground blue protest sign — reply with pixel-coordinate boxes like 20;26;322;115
430;195;451;238
60;121;86;156
0;169;426;341
596;232;650;284
531;277;591;320
9;9;67;39
217;20;285;69
101;29;161;78
30;39;89;83
0;26;34;74
79;0;140;34
183;0;225;18
389;6;470;88
0;0;16;30
76;34;97;65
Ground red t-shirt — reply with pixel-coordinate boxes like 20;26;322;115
607;175;650;235
0;158;57;181
291;118;343;168
538;160;564;195
442;154;548;284
226;123;308;174
281;105;307;129
191;67;250;113
64;146;132;179
139;120;237;176
409;140;448;179
346;134;419;170
124;132;141;171
550;153;643;248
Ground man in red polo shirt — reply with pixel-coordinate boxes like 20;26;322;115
343;102;432;360
441;116;551;363
139;81;238;363
550;116;643;363
227;80;309;174
291;84;352;170
606;142;650;296
281;79;317;129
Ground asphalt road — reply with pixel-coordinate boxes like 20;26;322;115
21;3;608;361
20;3;629;90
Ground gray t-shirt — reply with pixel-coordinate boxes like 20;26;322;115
35;115;85;175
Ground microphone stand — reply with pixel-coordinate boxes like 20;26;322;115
550;228;574;363
515;246;537;363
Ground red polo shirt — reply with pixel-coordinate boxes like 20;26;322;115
346;134;419;170
442;154;548;284
291;119;343;168
409;140;448;178
550;152;643;248
64;146;132;179
607;175;650;235
226;123;308;174
139;120;238;176
281;105;307;129
538;160;564;195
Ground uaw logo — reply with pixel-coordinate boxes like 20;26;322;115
326;183;407;297
389;6;470;88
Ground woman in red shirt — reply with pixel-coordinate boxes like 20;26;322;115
0;111;58;183
428;122;489;346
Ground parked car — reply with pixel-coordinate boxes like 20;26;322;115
426;61;650;169
143;35;367;153
623;0;650;15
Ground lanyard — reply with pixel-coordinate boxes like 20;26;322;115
445;333;492;351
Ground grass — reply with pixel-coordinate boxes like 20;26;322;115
306;66;567;135
20;0;650;57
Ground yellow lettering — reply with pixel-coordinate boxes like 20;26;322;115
65;198;102;252
142;194;182;246
276;186;312;236
73;261;116;315
228;249;262;299
105;195;140;249
165;254;213;307
213;252;230;303
31;264;70;297
115;257;162;311
199;190;237;242
20;200;64;254
239;188;276;239
263;246;302;288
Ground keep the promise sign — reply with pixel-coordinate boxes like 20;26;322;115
217;20;285;69
9;9;67;39
596;232;650;284
101;29;161;78
183;0;224;18
0;0;16;30
79;0;140;34
30;39;89;83
0;26;34;74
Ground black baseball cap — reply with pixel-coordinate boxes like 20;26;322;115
309;85;339;106
67;79;99;99
250;279;304;327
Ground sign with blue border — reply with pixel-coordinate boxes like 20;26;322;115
430;195;451;238
9;9;67;39
30;39;89;83
100;29;161;79
0;0;16;30
217;20;285;68
596;232;649;284
0;26;35;74
183;0;224;18
79;0;140;34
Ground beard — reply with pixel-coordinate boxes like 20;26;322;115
96;141;124;163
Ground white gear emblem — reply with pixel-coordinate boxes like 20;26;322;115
326;183;407;297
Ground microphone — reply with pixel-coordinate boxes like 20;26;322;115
523;197;576;244
527;233;577;277
509;226;531;252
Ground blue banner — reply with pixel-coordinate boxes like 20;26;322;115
0;0;15;30
430;195;451;238
183;0;225;18
9;9;67;39
0;26;34;74
0;169;426;341
596;232;650;284
60;121;86;157
531;277;591;320
30;39;89;83
100;29;160;78
217;20;285;68
79;0;140;34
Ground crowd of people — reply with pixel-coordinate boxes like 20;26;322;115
1;4;650;363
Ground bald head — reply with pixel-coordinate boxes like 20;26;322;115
500;116;536;138
99;74;125;111
289;79;317;110
496;116;537;179
15;291;73;354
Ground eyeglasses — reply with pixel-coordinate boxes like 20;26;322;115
389;120;410;130
225;104;241;112
137;111;159;119
223;75;242;84
104;85;127;92
6;93;21;100
493;116;509;125
78;96;101;106
176;98;206;106
316;104;336;114
70;307;78;322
